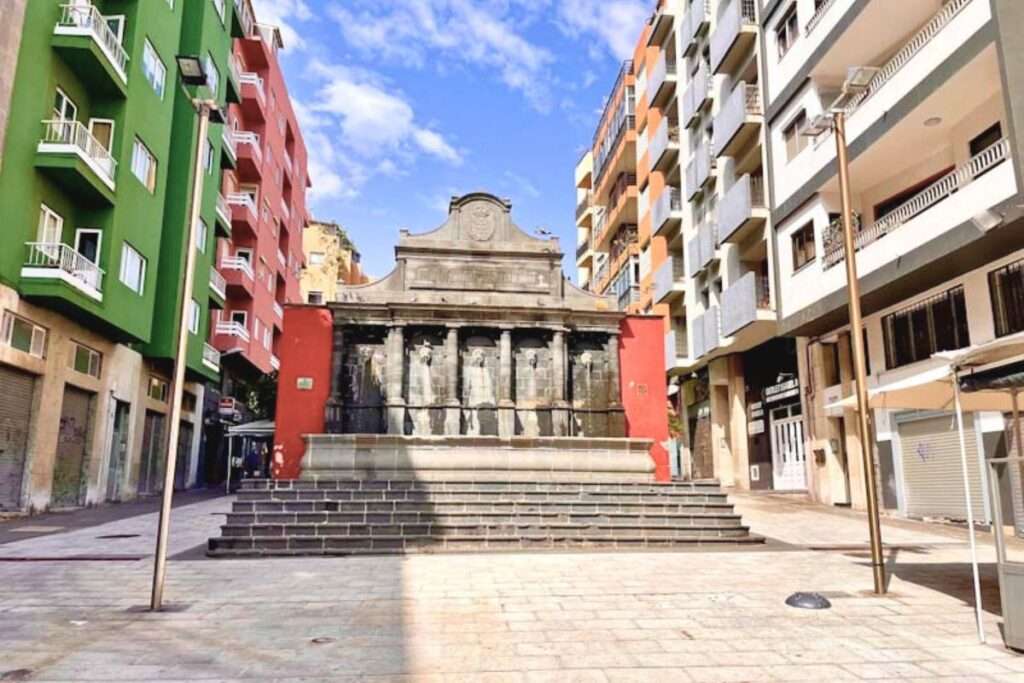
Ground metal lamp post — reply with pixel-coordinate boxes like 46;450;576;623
150;56;225;612
803;66;887;595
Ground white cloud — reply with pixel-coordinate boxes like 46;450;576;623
413;129;463;165
557;0;649;60
327;0;556;111
504;171;541;199
250;0;312;50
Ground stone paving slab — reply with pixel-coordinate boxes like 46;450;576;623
0;490;1021;680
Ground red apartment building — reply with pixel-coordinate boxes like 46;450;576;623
214;20;310;379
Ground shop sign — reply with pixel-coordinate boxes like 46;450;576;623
765;378;800;404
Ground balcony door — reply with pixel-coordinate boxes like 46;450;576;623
88;118;115;154
52;88;77;122
74;229;101;264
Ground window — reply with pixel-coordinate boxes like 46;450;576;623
308;291;323;305
990;258;1024;337
148;376;169;402
1;311;46;358
195;218;208;253
188;299;200;334
236;248;252;264
970;122;1003;157
37;204;63;243
263;325;271;350
776;5;799;58
203;139;214;174
70;342;102;378
182;391;197;413
213;0;225;22
53;88;77;122
131;138;157;191
204;53;219;95
119;242;146;294
142;40;166;99
783;111;809;161
230;310;247;327
883;287;970;369
791;222;815;271
309;251;324;266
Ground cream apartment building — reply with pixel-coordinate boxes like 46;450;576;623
301;220;368;304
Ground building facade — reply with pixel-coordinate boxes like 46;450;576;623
300;219;369;305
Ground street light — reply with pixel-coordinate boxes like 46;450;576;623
803;66;887;595
150;56;224;612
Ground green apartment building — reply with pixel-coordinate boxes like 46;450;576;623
0;0;253;511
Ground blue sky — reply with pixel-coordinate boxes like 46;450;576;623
250;0;651;280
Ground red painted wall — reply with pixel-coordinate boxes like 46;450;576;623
619;315;671;481
272;306;332;479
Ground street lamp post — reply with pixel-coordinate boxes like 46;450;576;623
150;57;224;611
804;65;887;595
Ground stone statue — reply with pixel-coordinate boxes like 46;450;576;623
410;340;435;435
464;348;494;436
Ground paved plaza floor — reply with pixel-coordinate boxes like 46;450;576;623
1;489;1022;681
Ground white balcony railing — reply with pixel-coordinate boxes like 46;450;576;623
209;266;227;299
234;130;261;160
233;0;254;36
39;119;117;187
216;193;231;224
55;2;129;82
276;249;286;267
220;255;254;280
23;242;104;297
805;0;839;35
216;320;250;342
222;127;237;158
270;355;280;371
824;138;1010;268
273;301;284;319
226;192;257;217
203;342;221;371
239;72;265;102
283;149;293;172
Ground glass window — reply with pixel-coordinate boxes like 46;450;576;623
990;258;1024;337
204;53;219;95
883;287;970;369
791;222;815;270
783;111;809;161
195;218;208;253
212;0;225;22
53;88;77;121
70;342;102;378
37;204;63;243
119;242;146;294
308;291;323;305
149;376;169;402
189;299;200;334
131;138;157;192
309;251;325;266
203;139;214;174
142;40;166;99
776;5;799;58
1;311;47;358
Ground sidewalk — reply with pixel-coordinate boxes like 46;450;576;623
0;487;1020;681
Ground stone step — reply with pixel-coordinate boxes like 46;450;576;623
223;511;744;529
240;478;725;493
208;531;763;556
235;490;731;505
219;521;752;538
230;499;735;515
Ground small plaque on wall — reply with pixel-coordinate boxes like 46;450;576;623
296;377;314;390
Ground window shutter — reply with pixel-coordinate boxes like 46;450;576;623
30;326;46;358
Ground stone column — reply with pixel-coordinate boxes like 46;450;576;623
386;324;406;434
324;324;344;433
552;329;570;436
498;327;515;438
444;325;461;435
606;330;625;437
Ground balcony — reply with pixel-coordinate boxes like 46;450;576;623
270;354;280;371
721;271;772;337
220;127;237;169
681;0;711;57
654;256;686;304
220;255;255;298
648;4;675;46
647;52;677;109
805;0;840;36
575;190;592;224
681;62;712;129
226;55;242;104
692;306;720;360
283;149;294;176
665;326;689;370
649;118;680;173
209;266;227;307
215;193;232;236
216;319;250;342
652;186;683;238
713;82;762;160
36;119;116;205
239;72;266;122
823;139;1011;269
273;301;284;321
52;2;128;97
276;249;286;268
699;221;718;269
684;143;712;200
718;174;767;244
202;342;221;373
231;0;255;38
226;192;258;237
235;130;262;179
21;242;104;302
710;0;757;75
576;237;591;263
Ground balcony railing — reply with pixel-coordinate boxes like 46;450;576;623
39;119;117;186
824;138;1010;268
216;193;231;224
647;51;677;108
685;143;712;199
226;192;257;216
713;82;762;157
203;342;221;371
805;0;839;35
682;0;711;55
273;301;284;319
233;0;254;36
575;190;592;220
710;0;757;74
234;130;261;160
55;2;129;82
576;238;590;260
23;242;104;296
682;61;712;127
654;255;685;303
220;255;254;280
270;355;280;371
210;266;226;299
222;127;237;158
653;186;683;236
216;320;250;341
276;249;286;267
721;271;771;337
718;174;766;243
239;72;265;102
838;0;971;120
650;117;680;171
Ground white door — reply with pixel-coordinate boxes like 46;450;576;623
771;410;807;491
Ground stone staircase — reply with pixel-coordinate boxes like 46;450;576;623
207;479;763;556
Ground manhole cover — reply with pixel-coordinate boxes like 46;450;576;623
96;534;140;540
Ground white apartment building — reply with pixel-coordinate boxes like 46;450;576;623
763;0;1023;532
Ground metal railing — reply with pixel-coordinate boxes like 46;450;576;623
270;355;280;371
24;242;104;292
255;23;279;50
56;2;129;79
805;0;839;35
220;255;254;280
276;249;286;267
283;149;293;172
576;239;590;260
221;126;237;157
40;119;116;183
239;72;265;102
216;193;231;222
226;192;257;216
216;320;250;341
744;83;762;115
824;138;1010;268
234;130;261;156
756;273;771;308
210;266;226;298
233;0;254;36
273;301;284;319
840;0;971;119
203;343;221;369
575;190;592;220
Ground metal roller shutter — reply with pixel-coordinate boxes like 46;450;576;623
0;366;34;509
898;413;986;522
